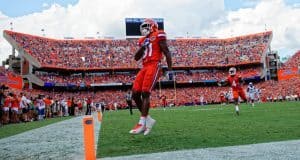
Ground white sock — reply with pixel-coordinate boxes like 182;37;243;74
138;116;146;125
235;106;239;112
146;115;152;120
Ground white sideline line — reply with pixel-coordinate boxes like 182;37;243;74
101;139;300;160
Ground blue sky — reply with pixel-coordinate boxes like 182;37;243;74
0;0;78;17
224;0;300;10
0;0;299;17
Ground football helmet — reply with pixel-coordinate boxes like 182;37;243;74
229;67;236;76
140;18;158;36
249;82;253;86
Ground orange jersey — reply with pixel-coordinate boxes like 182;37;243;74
67;100;72;107
11;96;19;108
138;30;166;65
44;98;52;106
4;97;11;107
227;74;243;91
161;95;166;102
220;93;225;98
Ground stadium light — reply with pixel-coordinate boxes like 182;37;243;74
41;28;45;36
265;24;267;31
97;32;100;39
9;22;13;30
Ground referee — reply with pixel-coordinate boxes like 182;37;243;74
125;91;133;115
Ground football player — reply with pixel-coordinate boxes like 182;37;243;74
218;67;247;115
161;94;167;110
247;82;256;107
219;91;226;105
130;18;172;135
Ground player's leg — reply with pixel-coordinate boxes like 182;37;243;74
132;69;146;112
132;91;142;112
250;93;255;107
239;90;248;105
233;91;240;116
141;92;150;117
141;64;160;135
141;92;156;135
130;69;146;134
129;92;146;134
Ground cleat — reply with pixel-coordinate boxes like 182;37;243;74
129;124;145;134
144;117;156;136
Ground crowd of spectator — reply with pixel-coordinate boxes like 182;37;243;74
5;30;272;70
255;77;300;102
35;71;135;85
0;85;105;125
34;67;260;85
171;67;261;82
281;50;300;69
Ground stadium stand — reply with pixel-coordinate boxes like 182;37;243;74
4;30;272;69
281;50;300;69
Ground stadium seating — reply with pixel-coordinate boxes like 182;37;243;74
281;50;300;69
35;71;135;85
172;67;261;82
4;30;272;70
34;67;260;85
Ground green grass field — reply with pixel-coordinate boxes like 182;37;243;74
98;101;300;158
0;117;71;139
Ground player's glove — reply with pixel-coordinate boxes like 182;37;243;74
142;38;150;47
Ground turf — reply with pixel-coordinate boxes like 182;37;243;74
0;117;72;139
97;101;300;158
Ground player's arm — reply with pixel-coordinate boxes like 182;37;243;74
217;79;229;87
159;39;172;70
134;37;150;61
134;46;146;61
238;76;245;85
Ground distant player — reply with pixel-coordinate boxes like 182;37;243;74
130;18;172;135
219;92;226;105
218;67;247;115
247;82;256;107
255;88;261;102
161;94;167;110
125;91;134;115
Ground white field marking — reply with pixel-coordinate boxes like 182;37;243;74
101;139;300;160
190;107;224;111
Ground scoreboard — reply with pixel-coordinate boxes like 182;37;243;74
125;18;164;36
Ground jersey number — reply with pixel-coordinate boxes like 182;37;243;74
232;80;237;87
143;43;152;59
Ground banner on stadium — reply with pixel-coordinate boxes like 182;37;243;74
277;68;299;80
1;73;23;89
44;82;55;87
